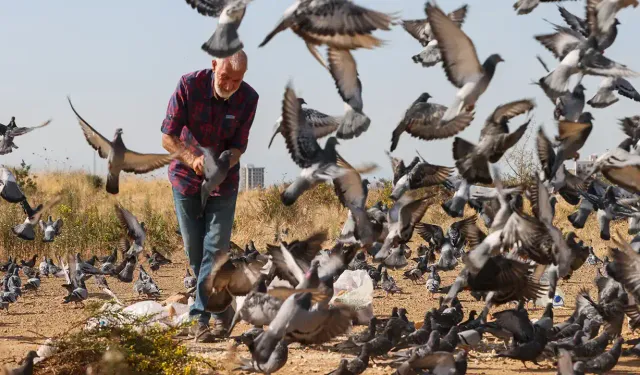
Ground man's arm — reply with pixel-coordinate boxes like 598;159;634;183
161;76;203;174
227;94;259;168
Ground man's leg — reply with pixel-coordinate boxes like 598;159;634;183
199;192;238;336
172;188;211;326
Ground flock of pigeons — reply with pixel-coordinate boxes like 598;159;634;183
5;0;640;373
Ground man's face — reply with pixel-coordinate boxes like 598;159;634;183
213;60;245;99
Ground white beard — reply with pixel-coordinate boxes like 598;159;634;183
214;79;238;100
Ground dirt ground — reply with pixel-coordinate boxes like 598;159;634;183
1;247;640;375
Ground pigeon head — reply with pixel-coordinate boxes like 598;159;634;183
325;136;340;149
574;84;586;94
362;178;370;187
579;112;594;124
615;19;621;26
573;362;585;373
25;350;38;361
486;54;504;66
114;128;124;138
417;93;432;102
294;292;313;310
297;98;307;106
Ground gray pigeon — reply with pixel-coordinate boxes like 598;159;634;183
13;195;62;241
39;215;63;243
237;337;289;375
536;23;639;97
133;265;161;298
620;116;640;142
513;0;577;15
4;350;38;375
183;268;196;289
184;0;252;58
453;99;535;184
583;146;640;194
390;93;475;152
327;47;370;139
389;152;452;201
268;98;339;149
0;118;51;156
554;84;585;121
587;77;640;108
253;292;352;363
0;167;25;203
584;337;624;373
551;112;594;178
426;3;504;124
68;96;180;195
114;203;146;256
199;148;231;214
258;0;395;69
402;4;469;68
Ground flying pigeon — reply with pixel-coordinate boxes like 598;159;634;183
268;98;339;149
587;77;640;108
114;203;146;256
453;99;535;184
39;215;63;243
0;167;25;203
426;2;504;124
184;0;253;58
259;0;395;69
68;96;181;195
390;93;475;152
327;47;370;139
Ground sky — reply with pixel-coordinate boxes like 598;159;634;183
1;0;639;185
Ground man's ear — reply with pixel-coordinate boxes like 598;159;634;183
211;59;217;70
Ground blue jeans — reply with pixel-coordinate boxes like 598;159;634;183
172;187;237;325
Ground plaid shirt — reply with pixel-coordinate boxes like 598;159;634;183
161;69;259;197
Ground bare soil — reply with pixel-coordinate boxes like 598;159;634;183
1;248;639;374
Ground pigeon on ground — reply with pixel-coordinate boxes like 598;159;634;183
199;148;231;214
0;167;25;203
426;266;441;297
184;268;196;289
584;337;624;373
390;93;475;152
1;350;38;375
453;99;535;184
587;77;640;108
184;0;253;58
68;97;181;195
426;2;504;124
268;98;339;148
236;336;289;375
39;215;63;243
259;0;395;69
13;195;62;241
133;265;161;298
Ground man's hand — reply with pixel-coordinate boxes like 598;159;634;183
192;155;205;176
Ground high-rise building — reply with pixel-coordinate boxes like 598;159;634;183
573;154;599;178
239;164;265;191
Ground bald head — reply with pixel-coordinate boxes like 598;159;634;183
212;50;248;99
214;50;248;73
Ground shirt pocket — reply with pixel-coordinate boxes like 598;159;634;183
220;115;238;140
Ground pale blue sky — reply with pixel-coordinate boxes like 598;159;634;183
1;1;639;185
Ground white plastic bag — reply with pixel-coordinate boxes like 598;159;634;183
534;286;565;307
331;270;374;325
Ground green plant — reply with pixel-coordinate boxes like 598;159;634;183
34;304;215;375
86;174;104;190
10;160;38;195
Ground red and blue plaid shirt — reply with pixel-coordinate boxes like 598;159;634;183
161;69;259;197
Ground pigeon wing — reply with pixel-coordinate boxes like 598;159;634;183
114;203;145;247
67;97;112;159
404;103;474;141
614;78;640;102
121;150;178;174
426;3;483;88
327;47;363;111
184;0;229;17
280;83;322;169
304;108;340;139
537;127;556;179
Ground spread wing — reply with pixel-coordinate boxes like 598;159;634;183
122;150;178;174
425;3;482;88
67;96;112;159
280;83;322;169
304;108;340;138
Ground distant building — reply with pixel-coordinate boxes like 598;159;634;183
239;164;265;191
573;154;599;178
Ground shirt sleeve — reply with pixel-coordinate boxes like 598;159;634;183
161;76;188;136
228;94;259;153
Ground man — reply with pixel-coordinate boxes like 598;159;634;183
161;50;259;342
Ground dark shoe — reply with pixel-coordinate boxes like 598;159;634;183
210;319;228;338
191;322;216;343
